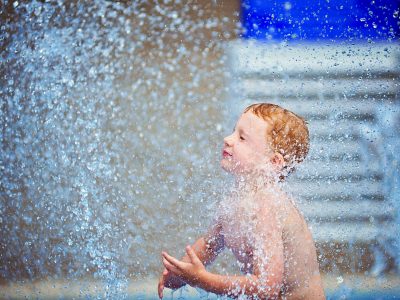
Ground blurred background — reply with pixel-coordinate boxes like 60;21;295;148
0;0;399;299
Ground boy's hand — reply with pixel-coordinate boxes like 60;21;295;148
158;268;167;299
157;267;185;298
162;245;207;287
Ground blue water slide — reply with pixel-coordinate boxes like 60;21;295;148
241;0;399;41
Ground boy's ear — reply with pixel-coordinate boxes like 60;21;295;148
269;152;285;169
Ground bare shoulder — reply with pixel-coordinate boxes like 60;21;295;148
254;187;292;217
251;189;288;236
254;189;311;237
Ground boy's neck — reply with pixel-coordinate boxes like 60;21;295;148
234;172;280;194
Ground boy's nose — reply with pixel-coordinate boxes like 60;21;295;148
223;134;233;147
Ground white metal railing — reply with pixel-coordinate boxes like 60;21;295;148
226;40;399;244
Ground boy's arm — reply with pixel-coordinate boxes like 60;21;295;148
175;220;224;265
162;204;284;299
158;221;224;298
192;232;284;300
163;239;283;300
163;243;284;299
171;234;222;266
195;220;225;265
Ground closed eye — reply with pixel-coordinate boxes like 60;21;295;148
240;136;245;141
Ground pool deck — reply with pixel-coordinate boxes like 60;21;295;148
1;274;400;299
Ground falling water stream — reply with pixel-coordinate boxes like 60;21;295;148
1;1;238;297
1;0;399;299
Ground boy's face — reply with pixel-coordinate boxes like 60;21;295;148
221;111;277;176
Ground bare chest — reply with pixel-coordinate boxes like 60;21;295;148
220;213;256;272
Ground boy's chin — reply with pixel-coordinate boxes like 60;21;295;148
220;160;274;178
220;159;245;175
220;160;231;172
220;159;237;173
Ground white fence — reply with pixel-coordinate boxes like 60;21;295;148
226;41;399;245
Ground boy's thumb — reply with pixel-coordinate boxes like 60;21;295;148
186;245;200;263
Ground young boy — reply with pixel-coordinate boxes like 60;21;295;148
158;103;326;299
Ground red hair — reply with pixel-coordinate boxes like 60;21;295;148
244;103;310;177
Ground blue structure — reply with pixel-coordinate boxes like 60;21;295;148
241;0;399;41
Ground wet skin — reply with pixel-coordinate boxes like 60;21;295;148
159;112;325;299
217;188;326;299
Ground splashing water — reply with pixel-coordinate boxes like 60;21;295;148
1;1;237;297
1;0;399;299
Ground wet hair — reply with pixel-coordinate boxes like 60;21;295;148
244;103;310;179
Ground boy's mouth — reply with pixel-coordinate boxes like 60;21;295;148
222;150;232;158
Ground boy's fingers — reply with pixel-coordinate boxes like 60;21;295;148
186;245;201;264
163;258;180;274
162;252;185;269
158;274;165;299
158;283;162;298
163;269;168;276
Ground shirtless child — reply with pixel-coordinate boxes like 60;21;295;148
158;103;326;299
